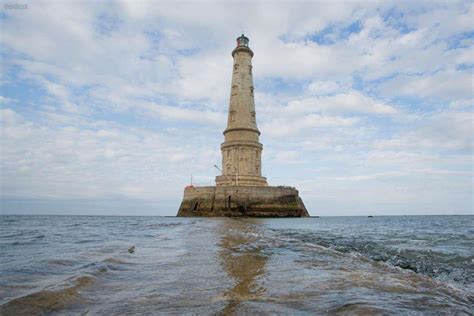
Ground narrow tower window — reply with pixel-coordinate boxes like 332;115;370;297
248;65;252;75
233;64;239;73
250;86;254;96
231;85;237;96
230;110;236;122
251;111;256;122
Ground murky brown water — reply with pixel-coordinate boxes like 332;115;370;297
1;215;473;314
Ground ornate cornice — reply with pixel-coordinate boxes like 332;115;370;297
231;46;254;58
221;141;263;150
223;127;261;136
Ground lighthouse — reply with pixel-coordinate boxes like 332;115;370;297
216;35;267;187
177;35;309;217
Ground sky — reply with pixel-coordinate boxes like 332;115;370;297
0;0;473;216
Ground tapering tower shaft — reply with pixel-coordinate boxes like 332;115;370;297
216;35;268;186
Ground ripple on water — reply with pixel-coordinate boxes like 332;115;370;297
1;215;472;314
46;259;77;267
0;275;95;315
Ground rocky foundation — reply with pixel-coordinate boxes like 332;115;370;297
177;185;309;217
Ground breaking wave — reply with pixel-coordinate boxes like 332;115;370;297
273;229;474;291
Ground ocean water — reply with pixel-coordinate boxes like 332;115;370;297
0;215;473;315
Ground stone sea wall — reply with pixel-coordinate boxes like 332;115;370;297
177;185;309;217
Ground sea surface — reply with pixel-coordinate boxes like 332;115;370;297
0;215;473;315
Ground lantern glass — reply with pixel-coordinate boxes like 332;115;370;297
237;35;249;47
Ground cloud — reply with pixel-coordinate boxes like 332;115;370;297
0;96;16;104
0;108;220;201
272;151;302;164
261;114;358;138
141;102;226;126
307;80;349;95
378;70;473;100
373;110;473;152
1;108;23;124
449;99;474;109
288;91;397;115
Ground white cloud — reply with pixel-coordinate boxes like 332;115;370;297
449;99;473;109
141;102;226;126
0;108;221;201
272;151;302;164
1;108;24;124
284;91;397;115
262;114;357;138
307;80;347;95
378;70;474;100
373;110;473;152
408;1;474;39
0;96;16;104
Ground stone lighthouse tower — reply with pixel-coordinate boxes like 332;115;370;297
215;34;267;187
177;35;309;217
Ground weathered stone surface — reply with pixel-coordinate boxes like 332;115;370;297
177;186;309;217
218;35;267;186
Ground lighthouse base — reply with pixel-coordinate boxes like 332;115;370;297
176;185;309;217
